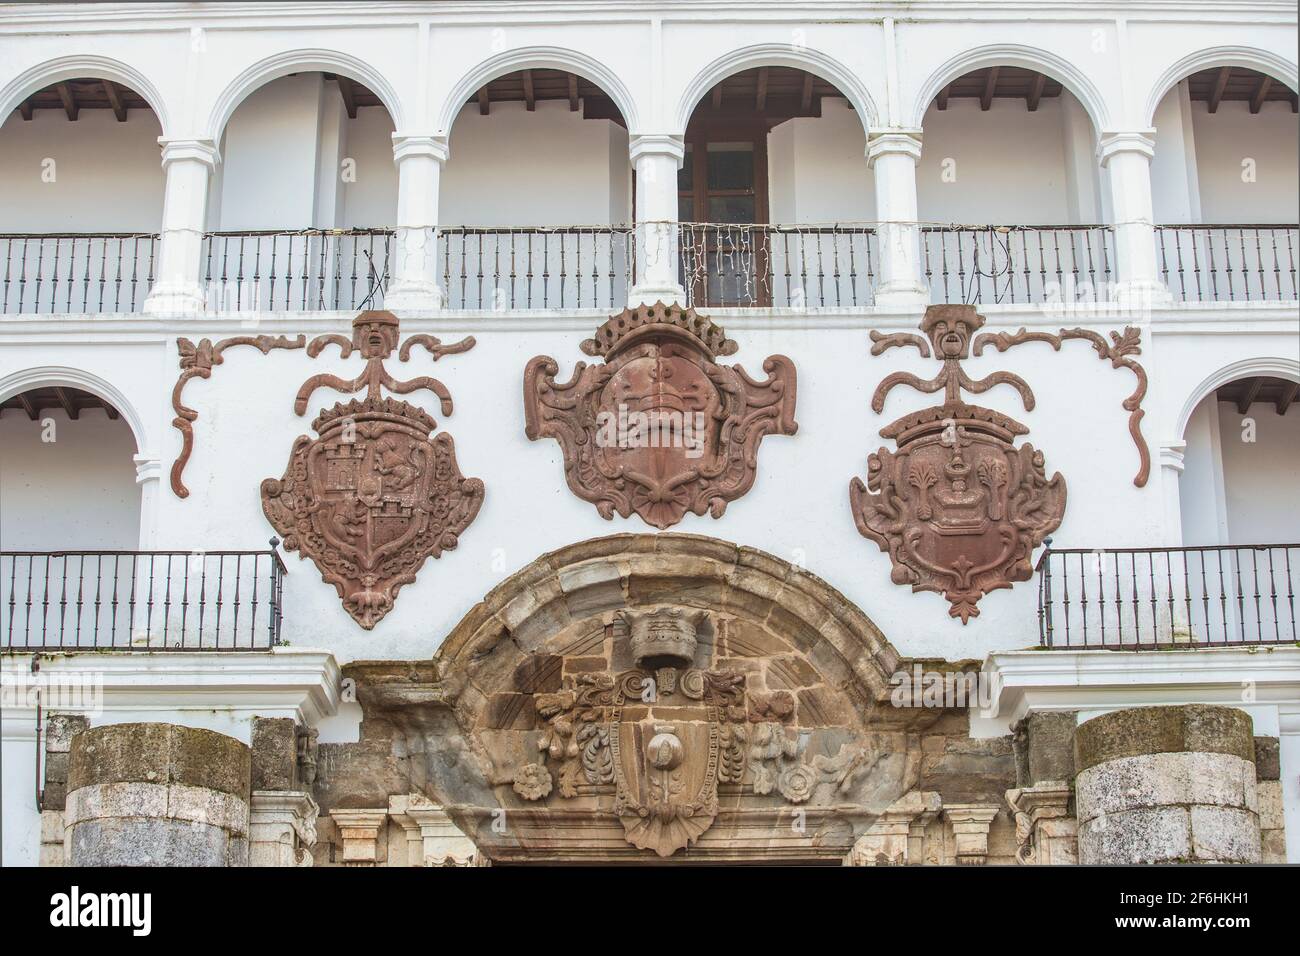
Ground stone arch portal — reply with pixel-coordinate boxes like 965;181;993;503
340;534;1016;864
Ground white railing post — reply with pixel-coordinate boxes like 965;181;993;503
143;139;219;315
866;128;928;308
385;134;448;311
628;133;686;306
1098;131;1172;311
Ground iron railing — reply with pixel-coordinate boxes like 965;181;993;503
679;223;878;308
437;226;634;309
1;547;286;651
921;225;1116;305
0;233;157;313
1155;225;1298;302
200;228;392;312
1037;543;1299;649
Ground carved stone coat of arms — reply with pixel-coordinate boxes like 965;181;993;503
850;306;1066;622
523;302;797;529
262;312;483;629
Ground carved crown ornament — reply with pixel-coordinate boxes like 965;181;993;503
850;305;1068;623
523;302;798;529
257;311;484;629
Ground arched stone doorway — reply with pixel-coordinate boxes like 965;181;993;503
339;534;1016;865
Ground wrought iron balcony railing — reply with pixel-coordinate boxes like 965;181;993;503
1;233;157;313
201;228;392;312
1155;225;1298;302
1037;543;1299;649
3;224;1296;314
438;225;635;310
921;224;1116;305
1;547;285;652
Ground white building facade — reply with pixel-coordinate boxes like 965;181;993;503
0;0;1297;867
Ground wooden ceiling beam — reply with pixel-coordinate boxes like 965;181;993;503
53;387;78;420
102;79;127;122
1027;73;1046;112
105;404;120;420
522;69;535;111
568;73;579;112
1208;67;1231;114
936;84;949;111
477;86;490;116
711;83;723;110
1249;75;1272;114
800;72;813;112
1277;381;1299;415
18;393;38;421
56;82;78;121
980;67;1000;111
18;98;33;120
755;67;769;110
1236;377;1264;415
336;76;358;118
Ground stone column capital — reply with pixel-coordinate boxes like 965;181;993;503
866;128;924;167
944;803;1001;865
628;133;686;167
1097;130;1157;166
391;134;450;164
156;138;221;168
329;808;389;866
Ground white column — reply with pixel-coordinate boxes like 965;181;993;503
143;139;219;315
629;133;686;306
385;134;448;311
1158;441;1186;547
1098;131;1171;309
866;129;928;308
133;454;161;551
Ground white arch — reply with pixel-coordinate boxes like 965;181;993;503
910;43;1111;131
1144;46;1299;127
206;48;405;141
1175;356;1300;440
674;43;879;135
437;46;641;135
0;366;149;455
0;54;170;131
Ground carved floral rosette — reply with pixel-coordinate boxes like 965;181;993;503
524;302;797;529
262;396;483;629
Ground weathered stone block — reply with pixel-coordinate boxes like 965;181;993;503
1013;711;1076;787
69;722;251;799
251;717;299;792
1253;736;1279;781
1074;704;1254;773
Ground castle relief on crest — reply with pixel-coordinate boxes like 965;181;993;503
260;311;484;629
523;303;797;529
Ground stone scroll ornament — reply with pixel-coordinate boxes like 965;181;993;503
850;305;1067;623
260;311;483;629
523;302;797;529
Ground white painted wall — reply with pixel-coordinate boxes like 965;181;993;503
1190;100;1300;224
917;95;1096;225
1180;394;1300;544
767;98;873;223
442;100;630;225
0;108;163;231
0;410;140;550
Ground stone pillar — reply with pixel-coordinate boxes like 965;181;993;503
1075;704;1260;864
944;804;1001;865
249;790;318;866
143;139;219;315
1097;131;1170;309
1252;736;1286;863
844;790;941;866
329;808;388;866
629;134;686;306
65;722;251;866
1007;782;1077;865
866;129;928;308
389;793;481;866
385;134;448;311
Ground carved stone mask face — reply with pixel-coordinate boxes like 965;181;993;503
934;320;968;359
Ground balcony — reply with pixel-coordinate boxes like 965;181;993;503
1;547;285;651
1037;543;1300;649
3;222;1296;314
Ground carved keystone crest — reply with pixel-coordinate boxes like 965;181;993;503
850;306;1066;623
262;311;483;629
523;302;797;529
